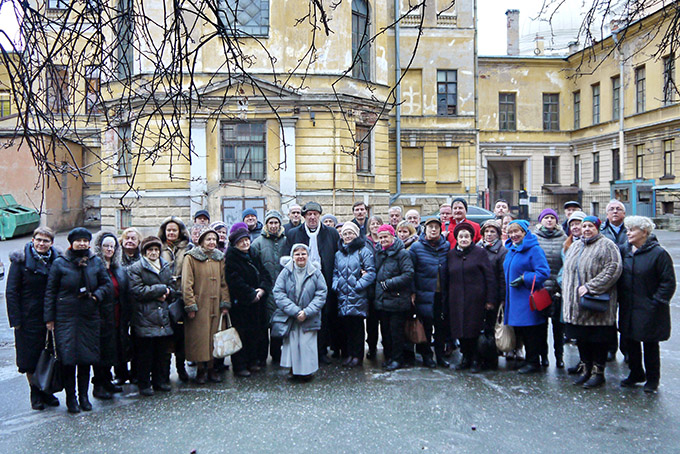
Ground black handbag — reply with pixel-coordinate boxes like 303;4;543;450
579;293;610;312
168;300;184;324
30;330;63;394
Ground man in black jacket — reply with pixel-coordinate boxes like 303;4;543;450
284;201;340;362
351;201;369;237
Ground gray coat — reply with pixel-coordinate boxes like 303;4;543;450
562;234;622;326
250;228;287;321
271;258;328;337
332;237;376;317
127;257;174;338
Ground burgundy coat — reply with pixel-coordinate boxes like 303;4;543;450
447;245;496;339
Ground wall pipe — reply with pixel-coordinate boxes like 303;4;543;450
389;0;402;205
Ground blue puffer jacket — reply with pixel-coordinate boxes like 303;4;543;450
409;234;449;319
503;231;550;327
332;237;376;317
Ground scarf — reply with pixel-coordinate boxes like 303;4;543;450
304;223;321;267
144;256;162;273
30;244;52;266
483;238;498;248
582;233;601;245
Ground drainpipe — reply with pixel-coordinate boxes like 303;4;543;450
613;30;625;182
389;0;402;205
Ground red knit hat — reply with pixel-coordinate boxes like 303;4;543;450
377;224;395;236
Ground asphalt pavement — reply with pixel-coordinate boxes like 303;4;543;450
0;230;679;453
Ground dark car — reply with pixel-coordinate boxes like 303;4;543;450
421;206;495;226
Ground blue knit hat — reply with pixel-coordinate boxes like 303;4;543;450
508;219;530;233
242;208;257;220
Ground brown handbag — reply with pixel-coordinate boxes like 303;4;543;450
405;313;427;344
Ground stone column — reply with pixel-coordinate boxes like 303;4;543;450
190;119;208;215
279;118;297;211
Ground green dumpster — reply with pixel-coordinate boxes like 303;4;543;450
0;194;41;240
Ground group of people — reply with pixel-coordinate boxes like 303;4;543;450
5;197;675;414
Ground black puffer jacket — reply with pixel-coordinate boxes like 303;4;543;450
127;257;174;338
374;238;414;312
44;249;113;366
618;236;675;342
6;243;60;373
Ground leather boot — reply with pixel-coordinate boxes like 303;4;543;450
620;370;646;388
64;373;80;414
92;384;113;400
583;363;606;389
176;355;189;382
30;385;45;411
40;391;60;407
194;367;207;384
572;362;592;386
78;370;92;411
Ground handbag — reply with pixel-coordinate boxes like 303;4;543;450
579;293;610;312
404;313;427;344
529;276;552;312
168;300;184;324
575;249;610;313
30;330;63;394
212;313;242;358
494;305;515;353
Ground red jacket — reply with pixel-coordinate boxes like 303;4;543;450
446;219;482;249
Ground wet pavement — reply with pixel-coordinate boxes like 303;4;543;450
0;231;679;453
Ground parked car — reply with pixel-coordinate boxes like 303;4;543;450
421;206;495;226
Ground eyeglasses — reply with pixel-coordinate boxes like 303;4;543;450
33;238;52;243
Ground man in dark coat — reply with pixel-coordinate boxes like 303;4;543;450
284;201;340;362
283;204;302;232
409;218;450;368
351;201;369;237
243;208;264;241
561;201;581;236
6;227;61;410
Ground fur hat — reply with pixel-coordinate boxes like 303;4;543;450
67;227;92;244
228;222;250;245
480;219;502;236
302;201;323;215
140;236;163;254
341;222;360;237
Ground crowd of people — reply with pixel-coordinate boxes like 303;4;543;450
5;197;675;414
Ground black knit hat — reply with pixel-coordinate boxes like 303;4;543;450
451;198;468;211
67;227;92;244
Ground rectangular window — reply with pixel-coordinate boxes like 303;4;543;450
573;91;580;129
217;0;270;37
499;92;516;131
636;144;644;179
612;148;620;181
117;123;132;176
635;66;646;113
117;0;134;79
612;76;620;121
402;147;424;181
222;198;266;226
543;93;559;131
437;147;459;182
437;70;457;116
573;155;580;185
355;124;372;173
664;139;674;177
118;209;132;229
85;66;101;114
544;156;559;184
46;65;68;113
663;54;676;105
221;122;267;181
0;92;10;118
48;0;69;8
351;0;370;80
592;151;600;183
592;83;600;124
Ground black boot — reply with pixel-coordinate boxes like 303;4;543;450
582;363;606;389
176;354;189;382
620;370;646;388
40;391;60;407
573;362;592;386
78;369;92;411
30;385;45;411
92;384;113;400
64;372;80;414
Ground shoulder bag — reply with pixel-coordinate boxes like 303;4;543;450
576;247;610;313
494;305;515;352
529;275;552;312
30;330;63;394
213;313;243;358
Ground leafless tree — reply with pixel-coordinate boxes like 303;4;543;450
0;0;434;209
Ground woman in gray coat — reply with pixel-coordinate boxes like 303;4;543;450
562;216;622;389
272;244;327;379
332;222;376;367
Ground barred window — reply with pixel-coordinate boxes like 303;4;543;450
221;122;267;181
437;70;457;116
499;93;516;131
543;93;559;131
217;0;270;37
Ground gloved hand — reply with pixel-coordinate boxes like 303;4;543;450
510;276;524;288
380;281;389;291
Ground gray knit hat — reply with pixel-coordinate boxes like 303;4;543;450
264;209;283;224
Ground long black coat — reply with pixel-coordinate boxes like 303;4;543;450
44;249;113;366
447;245;495;339
6;243;60;373
618;236;675;342
98;264;131;366
477;240;507;308
374;238;414;312
284;223;339;291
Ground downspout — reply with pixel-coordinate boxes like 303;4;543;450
389;0;402;205
474;0;481;207
613;30;625;182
